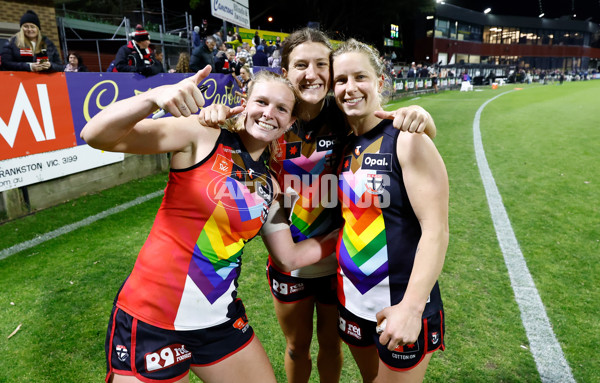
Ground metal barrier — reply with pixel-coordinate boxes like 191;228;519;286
390;77;461;99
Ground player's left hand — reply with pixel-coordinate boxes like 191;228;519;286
376;302;423;351
375;105;433;134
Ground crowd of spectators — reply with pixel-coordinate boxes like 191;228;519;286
189;27;283;76
504;68;595;84
0;10;167;76
0;13;285;103
3;12;596;90
395;61;435;79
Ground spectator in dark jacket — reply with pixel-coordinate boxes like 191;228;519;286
215;48;241;75
190;36;216;72
151;44;166;73
251;45;269;67
113;25;162;76
1;10;63;72
265;40;276;56
252;30;261;47
406;62;417;78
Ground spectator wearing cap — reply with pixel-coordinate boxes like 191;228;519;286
113;25;162;76
265;40;276;56
251;45;268;67
1;10;63;72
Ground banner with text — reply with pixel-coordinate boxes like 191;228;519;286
0;71;242;192
211;0;250;29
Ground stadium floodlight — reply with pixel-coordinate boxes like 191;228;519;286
539;13;545;18
484;8;491;14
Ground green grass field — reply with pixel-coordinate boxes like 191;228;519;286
1;80;598;382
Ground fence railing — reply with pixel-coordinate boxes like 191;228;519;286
390;77;461;98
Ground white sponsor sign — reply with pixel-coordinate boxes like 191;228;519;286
0;145;123;192
211;0;250;29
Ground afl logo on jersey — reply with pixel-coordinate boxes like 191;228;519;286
362;153;392;172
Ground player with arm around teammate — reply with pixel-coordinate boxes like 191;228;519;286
198;28;439;383
332;39;449;383
81;67;328;383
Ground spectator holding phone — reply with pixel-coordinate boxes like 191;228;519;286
1;10;63;72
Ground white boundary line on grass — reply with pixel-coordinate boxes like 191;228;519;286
473;91;575;383
0;190;164;261
0;93;578;381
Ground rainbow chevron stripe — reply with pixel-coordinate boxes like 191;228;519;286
280;143;336;241
189;176;266;303
116;130;273;330
338;169;389;294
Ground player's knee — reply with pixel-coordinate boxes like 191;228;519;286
286;333;312;352
316;327;341;349
287;345;311;361
356;365;378;383
360;371;377;383
317;338;341;357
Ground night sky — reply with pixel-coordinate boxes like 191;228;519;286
242;0;600;31
176;0;600;39
166;0;600;59
455;0;600;20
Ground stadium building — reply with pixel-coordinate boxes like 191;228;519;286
415;2;600;79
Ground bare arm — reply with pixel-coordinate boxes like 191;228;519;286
376;132;449;350
261;198;339;272
374;105;437;139
232;73;243;88
81;67;215;155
